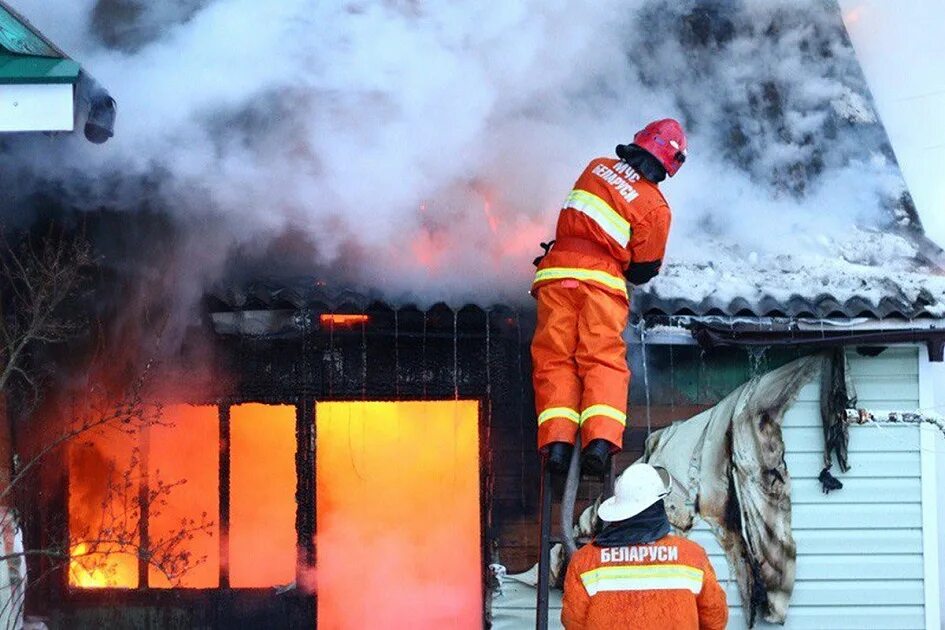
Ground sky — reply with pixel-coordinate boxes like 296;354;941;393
839;0;945;245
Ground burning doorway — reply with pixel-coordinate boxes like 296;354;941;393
316;401;482;628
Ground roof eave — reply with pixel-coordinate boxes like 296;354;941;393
0;54;81;84
636;315;945;362
691;324;945;362
0;0;68;58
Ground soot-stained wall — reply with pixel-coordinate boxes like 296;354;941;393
30;299;542;629
28;282;819;630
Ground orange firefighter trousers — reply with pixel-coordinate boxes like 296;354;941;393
532;279;629;452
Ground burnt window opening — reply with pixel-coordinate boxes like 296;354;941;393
32;298;531;628
68;404;220;589
67;399;484;617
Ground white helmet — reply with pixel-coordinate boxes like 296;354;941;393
597;463;672;522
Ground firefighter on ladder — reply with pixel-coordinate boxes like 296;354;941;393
562;463;728;629
532;119;687;474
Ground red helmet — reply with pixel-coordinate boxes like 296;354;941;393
633;118;687;177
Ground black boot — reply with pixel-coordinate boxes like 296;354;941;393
581;439;612;476
542;442;573;475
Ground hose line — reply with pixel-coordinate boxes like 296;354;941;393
560;434;582;558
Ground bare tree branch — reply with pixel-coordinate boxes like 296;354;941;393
0;226;214;625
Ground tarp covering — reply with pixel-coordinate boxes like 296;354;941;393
643;355;829;626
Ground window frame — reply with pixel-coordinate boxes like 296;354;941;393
62;395;490;622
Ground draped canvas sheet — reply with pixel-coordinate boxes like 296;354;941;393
644;354;830;626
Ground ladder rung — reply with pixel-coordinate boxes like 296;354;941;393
549;537;593;545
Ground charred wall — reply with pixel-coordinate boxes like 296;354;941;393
26;294;541;629
16;241;823;629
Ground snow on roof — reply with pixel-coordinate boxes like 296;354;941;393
628;0;945;320
637;230;945;319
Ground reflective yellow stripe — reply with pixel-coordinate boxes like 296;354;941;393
580;564;704;596
537;407;580;425
581;404;627;426
564;189;632;247
533;267;627;296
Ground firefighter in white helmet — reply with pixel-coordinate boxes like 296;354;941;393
562;463;728;630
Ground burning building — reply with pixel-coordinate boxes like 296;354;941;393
14;270;533;628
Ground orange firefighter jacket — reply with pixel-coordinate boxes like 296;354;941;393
532;157;672;301
562;534;728;630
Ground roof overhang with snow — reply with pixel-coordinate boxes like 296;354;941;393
623;1;945;352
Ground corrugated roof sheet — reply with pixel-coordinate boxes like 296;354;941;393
205;279;531;340
632;238;945;320
632;290;942;320
205;279;519;315
207;275;945;323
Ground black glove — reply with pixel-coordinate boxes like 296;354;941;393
532;240;556;267
624;260;661;285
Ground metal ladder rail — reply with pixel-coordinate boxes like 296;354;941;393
536;462;554;630
535;461;615;630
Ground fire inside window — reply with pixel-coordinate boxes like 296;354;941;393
68;400;482;626
319;313;370;329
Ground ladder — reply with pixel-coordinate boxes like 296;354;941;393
535;458;615;630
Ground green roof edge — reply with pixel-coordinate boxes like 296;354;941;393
0;0;68;57
0;52;80;84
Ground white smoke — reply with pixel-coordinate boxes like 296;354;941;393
0;0;917;306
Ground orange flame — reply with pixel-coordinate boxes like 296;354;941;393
229;403;297;588
148;405;219;588
320;314;370;328
68;421;140;589
316;401;482;627
483;198;499;234
69;542;138;589
69;405;220;589
410;229;446;270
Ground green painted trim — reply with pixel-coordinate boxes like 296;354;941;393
0;3;59;57
0;52;79;84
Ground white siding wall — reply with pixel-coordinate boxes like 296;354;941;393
691;346;933;629
919;351;945;629
0;83;74;132
491;346;938;630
